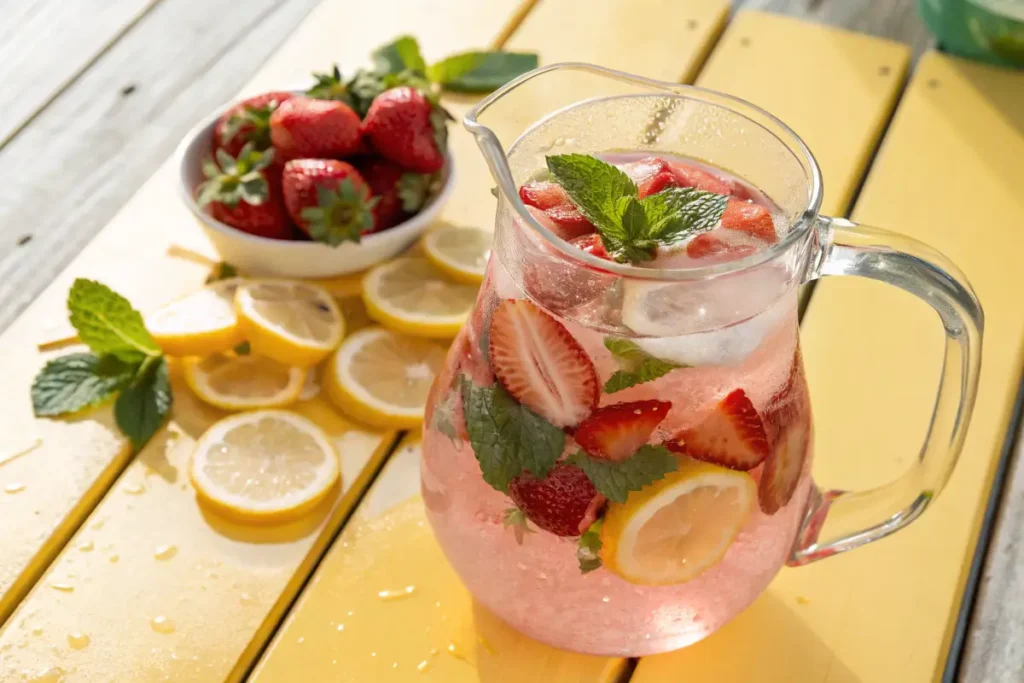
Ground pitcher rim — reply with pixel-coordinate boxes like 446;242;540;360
463;62;824;282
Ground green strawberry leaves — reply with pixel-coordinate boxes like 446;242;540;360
545;153;729;263
577;519;604;573
32;279;173;452
301;180;378;246
603;337;687;393
570;446;678;504
461;377;565;493
196;144;273;209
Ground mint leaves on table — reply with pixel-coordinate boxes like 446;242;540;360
460;377;565;493
569;446;678;504
603;337;687;393
31;279;172;451
306;35;538;116
577;519;604;573
546;153;729;264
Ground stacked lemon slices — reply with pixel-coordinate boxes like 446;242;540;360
153;223;490;523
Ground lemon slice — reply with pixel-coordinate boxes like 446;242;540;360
147;279;243;357
190;410;339;523
325;326;448;428
422;224;491;284
235;280;344;367
601;460;755;585
182;353;306;411
362;256;478;338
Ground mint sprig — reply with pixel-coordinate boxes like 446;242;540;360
604;337;687;393
577;519;604;573
570;446;678;504
461;377;565;493
32;279;173;451
545;153;729;263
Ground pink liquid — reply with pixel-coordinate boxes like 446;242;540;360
421;155;814;656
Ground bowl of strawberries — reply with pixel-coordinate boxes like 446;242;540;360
177;37;537;278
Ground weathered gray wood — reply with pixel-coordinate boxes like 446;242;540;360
0;0;159;146
0;0;322;332
958;433;1024;683
737;0;934;57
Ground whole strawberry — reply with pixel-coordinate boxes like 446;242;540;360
362;87;446;173
358;158;434;230
196;144;290;240
270;96;363;160
214;91;294;157
509;463;603;537
281;159;376;245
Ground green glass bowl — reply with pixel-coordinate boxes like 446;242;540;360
919;0;1024;67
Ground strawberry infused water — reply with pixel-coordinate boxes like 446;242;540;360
421;152;815;656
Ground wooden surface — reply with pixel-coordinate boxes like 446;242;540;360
2;0;1024;681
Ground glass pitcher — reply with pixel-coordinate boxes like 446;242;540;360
420;63;983;656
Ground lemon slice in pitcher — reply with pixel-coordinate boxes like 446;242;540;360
183;353;305;411
235;280;344;367
422;225;491;284
190;410;339;523
601;460;755;585
362;257;478;338
147;279;243;357
324;326;448;428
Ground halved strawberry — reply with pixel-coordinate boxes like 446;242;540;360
569;233;611;261
686;232;758;260
721;198;777;242
519;181;595;240
759;418;810;514
509;463;602;536
574;400;672;462
489;298;599;428
666;388;769;470
763;350;809;440
670;163;732;195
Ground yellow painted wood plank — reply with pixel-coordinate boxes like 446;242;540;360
249;437;628;683
635;51;1024;683
695;10;909;217
0;0;532;679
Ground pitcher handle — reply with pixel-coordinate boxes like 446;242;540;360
788;216;983;565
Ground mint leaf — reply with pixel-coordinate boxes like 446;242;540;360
114;357;172;452
577;519;603;573
428;51;538;92
603;337;686;393
373;36;426;75
31;353;135;417
205;262;238;283
546;154;637;233
608;197;657;263
430;389;459;441
68;279;160;363
643;187;728;244
461;377;565;493
571;446;678;503
397;172;436;213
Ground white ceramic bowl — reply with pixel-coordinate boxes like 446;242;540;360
175;95;454;278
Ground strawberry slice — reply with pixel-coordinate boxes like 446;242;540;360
509;463;603;536
569;233;612;261
666;388;770;470
519;181;595;240
574;400;672;462
721;198;777;242
686;232;758;260
620;157;681;198
763;350;809;441
759;418;810;514
489;299;599;427
670;163;731;195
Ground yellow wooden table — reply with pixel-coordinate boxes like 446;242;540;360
1;1;1022;682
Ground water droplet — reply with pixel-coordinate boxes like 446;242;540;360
601;596;610;603
0;437;42;469
109;554;120;564
336;624;344;632
377;585;415;601
446;641;469;662
122;482;145;495
297;636;304;644
27;666;65;682
92;520;104;530
478;634;496;655
50;583;74;593
796;595;810;605
150;616;175;634
67;632;90;650
78;541;94;552
31;627;43;636
4;482;26;493
371;651;377;658
153;545;178;561
239;593;256;606
346;610;354;617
